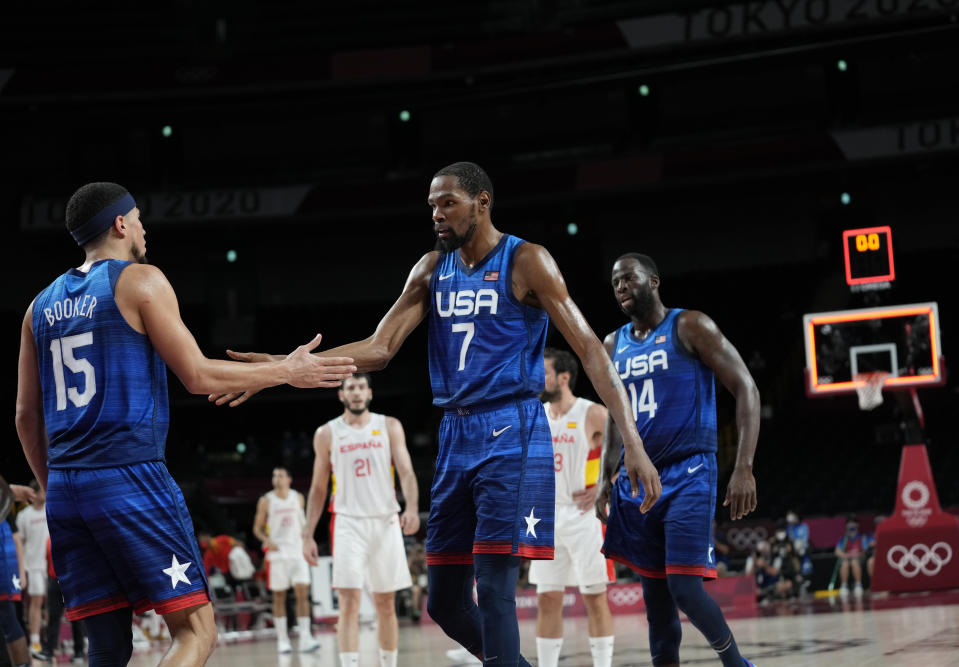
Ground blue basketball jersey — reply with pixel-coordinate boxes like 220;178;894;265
611;308;717;468
427;234;548;408
32;259;169;469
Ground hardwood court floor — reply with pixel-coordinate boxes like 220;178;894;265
126;591;959;666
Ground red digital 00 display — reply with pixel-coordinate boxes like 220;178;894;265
843;225;895;287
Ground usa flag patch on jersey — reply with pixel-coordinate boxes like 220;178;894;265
484;271;499;281
655;335;667;344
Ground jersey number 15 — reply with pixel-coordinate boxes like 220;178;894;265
49;333;97;411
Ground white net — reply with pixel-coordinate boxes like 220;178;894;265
854;371;889;410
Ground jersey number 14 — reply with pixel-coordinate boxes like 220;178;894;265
628;379;657;420
49;333;96;411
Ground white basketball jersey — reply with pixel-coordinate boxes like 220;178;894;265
545;397;600;505
15;505;49;570
265;489;305;560
328;412;400;518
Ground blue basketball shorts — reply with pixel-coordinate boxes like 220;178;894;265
46;461;210;621
602;451;718;579
0;523;21;602
426;396;555;565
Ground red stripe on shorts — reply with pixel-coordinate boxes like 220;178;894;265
602;550;666;579
65;594;131;621
426;552;474;565
517;544;554;560
472;540;512;554
666;564;719;580
150;590;212;616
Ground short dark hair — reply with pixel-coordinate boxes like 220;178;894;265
65;182;129;247
433;162;494;209
544;347;578;391
615;252;659;278
342;373;372;389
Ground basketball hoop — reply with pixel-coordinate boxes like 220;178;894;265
854;371;889;410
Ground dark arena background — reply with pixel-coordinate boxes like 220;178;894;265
2;2;958;665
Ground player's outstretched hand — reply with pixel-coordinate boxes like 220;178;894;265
723;465;757;520
400;509;420;536
572;485;598;513
208;349;277;407
594;481;612;524
285;334;356;388
10;484;36;504
625;448;661;513
303;537;320;567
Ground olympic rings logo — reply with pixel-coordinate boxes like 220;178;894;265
726;526;767;551
607;586;644;606
901;481;930;510
886;542;952;578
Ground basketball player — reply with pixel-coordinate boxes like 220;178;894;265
15;479;48;657
598;253;760;667
220;162;661;666
252;467;320;653
15;182;356;666
530;349;614;667
302;373;419;667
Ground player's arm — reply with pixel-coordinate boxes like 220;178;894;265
571;402;608;512
214;252;438;407
302;424;333;566
595;332;623;522
115;264;355;395
513;243;660;513
15;302;49;491
252;496;275;553
677;310;760;521
387;416;420;536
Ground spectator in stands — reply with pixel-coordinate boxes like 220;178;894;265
745;540;784;602
777;540;804;600
785;511;813;583
835;515;867;598
712;520;731;576
198;532;236;577
865;515;885;584
407;542;427;622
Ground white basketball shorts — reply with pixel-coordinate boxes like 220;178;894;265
332;513;413;593
528;503;613;592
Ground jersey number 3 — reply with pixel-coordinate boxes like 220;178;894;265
627;379;657;420
49;333;96;411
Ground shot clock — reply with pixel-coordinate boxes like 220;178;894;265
842;225;894;289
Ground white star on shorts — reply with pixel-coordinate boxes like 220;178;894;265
11;574;20;592
162;555;192;589
524;508;541;539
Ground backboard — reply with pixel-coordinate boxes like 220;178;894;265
803;302;944;395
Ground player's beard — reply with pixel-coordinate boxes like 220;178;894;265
539;387;560;404
435;207;478;253
623;282;656;319
131;242;149;265
345;398;372;415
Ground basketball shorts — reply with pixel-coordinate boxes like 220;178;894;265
426;396;555;565
266;553;311;591
27;568;47;596
603;451;718;579
528;503;613;592
332;514;412;593
47;461;211;621
0;525;21;602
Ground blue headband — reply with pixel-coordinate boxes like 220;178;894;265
70;193;137;246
